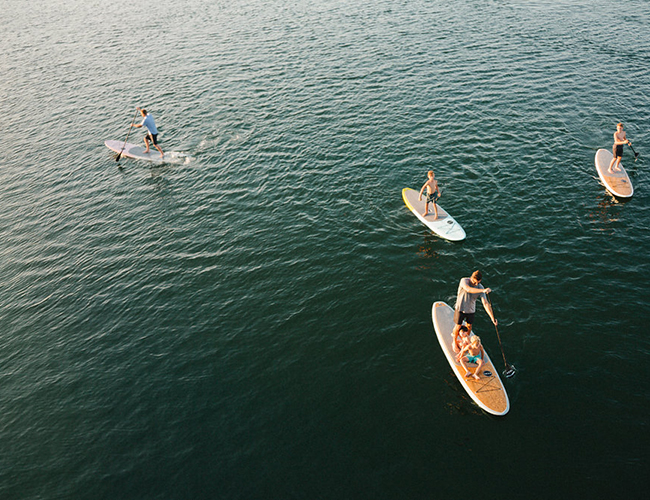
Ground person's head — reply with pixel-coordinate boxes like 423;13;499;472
471;270;482;284
617;122;624;130
428;170;435;179
140;109;148;116
470;335;481;347
459;325;469;337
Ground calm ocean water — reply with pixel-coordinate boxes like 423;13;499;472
1;0;649;498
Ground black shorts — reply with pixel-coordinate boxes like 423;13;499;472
426;192;439;204
146;133;159;145
614;144;623;158
454;310;475;326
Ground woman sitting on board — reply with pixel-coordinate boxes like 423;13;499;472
453;324;471;353
457;335;485;381
608;122;632;174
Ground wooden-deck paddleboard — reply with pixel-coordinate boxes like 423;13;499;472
402;188;466;241
105;140;188;165
432;301;509;416
595;148;633;198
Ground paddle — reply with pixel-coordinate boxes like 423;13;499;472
115;109;139;162
486;294;516;378
628;142;639;161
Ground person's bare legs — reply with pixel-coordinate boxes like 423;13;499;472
452;324;461;353
460;357;473;378
473;359;483;380
608;156;622;173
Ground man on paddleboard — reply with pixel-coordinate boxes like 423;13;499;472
451;270;497;352
418;170;441;220
133;107;164;158
608;122;631;174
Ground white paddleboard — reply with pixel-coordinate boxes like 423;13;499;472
432;301;509;416
595;148;633;198
402;188;466;241
105;140;188;165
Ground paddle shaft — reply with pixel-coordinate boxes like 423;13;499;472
116;109;139;161
486;294;515;374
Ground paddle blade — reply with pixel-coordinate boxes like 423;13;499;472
503;365;516;378
115;153;122;162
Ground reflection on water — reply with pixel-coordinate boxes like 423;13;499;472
586;190;632;231
416;232;445;260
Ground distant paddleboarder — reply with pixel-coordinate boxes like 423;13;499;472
418;170;441;219
451;270;497;352
133;107;164;158
608;122;631;174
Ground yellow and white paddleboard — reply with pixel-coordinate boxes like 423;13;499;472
402;188;466;241
432;301;509;416
595;148;633;198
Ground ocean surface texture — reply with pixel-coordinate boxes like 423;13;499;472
1;0;649;498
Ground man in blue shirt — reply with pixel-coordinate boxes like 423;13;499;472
134;107;164;158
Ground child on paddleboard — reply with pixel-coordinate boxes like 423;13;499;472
608;122;632;174
418;170;441;220
457;335;485;381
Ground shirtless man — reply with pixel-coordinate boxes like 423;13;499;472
451;270;497;352
608;122;631;174
417;170;441;220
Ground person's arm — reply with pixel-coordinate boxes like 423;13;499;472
133;108;143;128
481;296;498;325
460;280;491;295
418;182;427;200
614;132;630;145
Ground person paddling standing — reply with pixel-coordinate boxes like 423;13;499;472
608;122;631;174
451;270;497;352
133;107;164;158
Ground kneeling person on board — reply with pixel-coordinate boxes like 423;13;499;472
418;170;441;219
608;122;631;174
451;270;497;352
457;335;485;380
133;107;164;158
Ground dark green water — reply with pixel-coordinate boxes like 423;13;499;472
1;0;649;498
